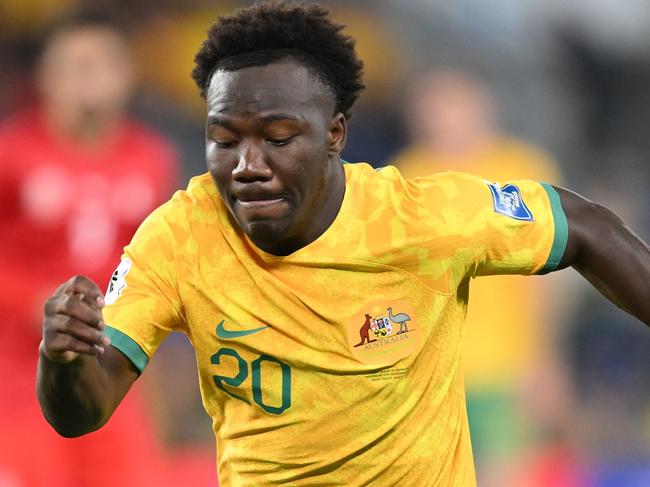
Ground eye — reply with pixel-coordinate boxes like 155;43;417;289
207;126;238;149
266;135;295;147
208;136;237;149
215;140;236;149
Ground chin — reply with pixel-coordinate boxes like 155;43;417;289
243;219;290;246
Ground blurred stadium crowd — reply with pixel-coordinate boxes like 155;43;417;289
1;1;650;486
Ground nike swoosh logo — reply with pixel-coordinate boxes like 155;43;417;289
215;320;269;339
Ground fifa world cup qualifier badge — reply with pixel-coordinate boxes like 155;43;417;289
346;300;423;365
485;181;534;221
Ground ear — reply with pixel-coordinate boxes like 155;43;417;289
327;113;347;158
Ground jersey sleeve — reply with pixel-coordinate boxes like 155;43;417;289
102;200;185;373
425;172;568;279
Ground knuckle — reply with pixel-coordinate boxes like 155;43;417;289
56;294;73;313
42;342;56;356
43;320;60;336
42;329;55;345
43;313;61;334
50;315;70;333
43;333;63;351
70;275;90;290
54;281;68;295
71;275;86;286
43;298;56;314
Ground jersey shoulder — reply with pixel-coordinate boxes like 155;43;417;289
343;163;482;224
134;172;221;246
345;162;541;222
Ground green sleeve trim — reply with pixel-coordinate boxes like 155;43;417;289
105;326;149;373
538;182;568;274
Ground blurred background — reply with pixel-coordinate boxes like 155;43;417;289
1;1;649;486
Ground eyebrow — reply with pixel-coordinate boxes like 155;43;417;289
259;113;299;123
207;113;300;128
206;116;234;131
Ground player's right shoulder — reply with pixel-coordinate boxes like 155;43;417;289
128;171;226;271
184;172;217;201
141;171;224;240
160;172;219;215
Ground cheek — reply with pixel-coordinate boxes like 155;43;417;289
206;144;232;174
298;155;329;207
206;152;230;194
206;141;219;166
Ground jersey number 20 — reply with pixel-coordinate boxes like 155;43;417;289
211;348;292;415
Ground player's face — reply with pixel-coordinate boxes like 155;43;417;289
38;26;134;130
205;60;346;255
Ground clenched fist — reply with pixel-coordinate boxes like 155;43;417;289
41;276;111;364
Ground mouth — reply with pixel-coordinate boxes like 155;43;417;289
232;194;291;221
235;196;286;209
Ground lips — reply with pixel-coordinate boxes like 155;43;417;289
231;190;290;218
235;197;285;208
234;190;287;203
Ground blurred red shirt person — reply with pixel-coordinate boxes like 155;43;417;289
0;11;178;487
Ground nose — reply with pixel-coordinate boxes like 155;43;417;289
232;141;272;182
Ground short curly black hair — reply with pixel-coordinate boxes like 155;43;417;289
192;1;365;119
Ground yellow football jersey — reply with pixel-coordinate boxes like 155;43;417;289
103;162;567;486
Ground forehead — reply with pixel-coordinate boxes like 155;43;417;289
40;28;131;79
206;61;333;117
45;27;126;59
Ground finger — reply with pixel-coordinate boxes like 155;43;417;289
52;281;69;297
53;294;103;328
46;332;105;358
62;276;105;308
72;292;105;314
49;314;110;348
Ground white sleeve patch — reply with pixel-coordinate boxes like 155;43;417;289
105;259;132;305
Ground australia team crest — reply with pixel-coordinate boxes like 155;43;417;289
347;300;422;364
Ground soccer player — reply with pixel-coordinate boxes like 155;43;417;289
37;3;650;485
0;10;178;486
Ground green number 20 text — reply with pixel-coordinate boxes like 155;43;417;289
211;348;292;415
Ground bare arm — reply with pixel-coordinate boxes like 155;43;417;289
37;276;139;437
554;186;650;326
